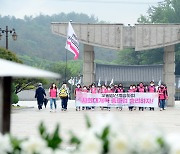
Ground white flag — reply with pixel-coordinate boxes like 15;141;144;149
77;77;81;85
178;78;180;88
158;79;161;86
110;78;114;86
105;78;107;86
98;78;101;87
65;22;79;60
68;78;74;85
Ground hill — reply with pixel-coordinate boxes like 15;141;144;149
0;13;117;63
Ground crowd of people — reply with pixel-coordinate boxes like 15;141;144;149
34;81;168;112
74;81;168;111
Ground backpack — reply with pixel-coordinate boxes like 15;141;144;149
59;88;68;98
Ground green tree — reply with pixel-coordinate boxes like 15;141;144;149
115;0;180;75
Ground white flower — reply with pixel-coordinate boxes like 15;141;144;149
109;134;129;154
40;147;54;154
92;114;124;136
166;133;180;154
21;136;47;154
0;134;13;153
54;149;69;154
134;133;161;154
79;132;102;154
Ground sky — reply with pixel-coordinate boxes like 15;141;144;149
0;0;161;25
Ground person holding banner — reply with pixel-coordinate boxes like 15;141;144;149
106;86;113;111
82;86;90;110
128;85;134;111
137;82;146;111
90;83;97;111
100;84;107;110
148;81;156;111
117;83;125;111
74;84;82;111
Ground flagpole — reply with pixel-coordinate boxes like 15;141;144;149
65;49;68;82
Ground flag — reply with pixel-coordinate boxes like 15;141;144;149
178;78;180;88
68;78;74;85
110;78;114;86
105;78;107;86
77;77;81;85
98;78;101;87
158;79;161;86
65;22;79;60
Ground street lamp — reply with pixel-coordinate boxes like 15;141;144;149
0;26;17;50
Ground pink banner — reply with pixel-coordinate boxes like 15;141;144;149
76;92;159;107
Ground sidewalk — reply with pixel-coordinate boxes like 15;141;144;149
11;101;180;139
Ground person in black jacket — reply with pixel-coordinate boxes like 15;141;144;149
35;83;46;110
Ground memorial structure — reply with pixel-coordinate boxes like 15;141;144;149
51;23;180;106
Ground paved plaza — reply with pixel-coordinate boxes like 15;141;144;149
11;100;180;139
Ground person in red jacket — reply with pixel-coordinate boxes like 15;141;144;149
158;84;166;111
148;81;156;111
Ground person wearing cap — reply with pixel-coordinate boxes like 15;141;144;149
35;83;46;110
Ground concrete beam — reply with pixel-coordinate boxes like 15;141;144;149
52;23;180;51
83;44;95;86
136;24;180;51
51;23;124;50
163;45;175;107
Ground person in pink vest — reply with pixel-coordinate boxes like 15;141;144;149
158;84;166;111
148;81;156;111
116;84;125;111
128;85;134;111
137;82;146;111
106;86;113;111
90;83;97;111
82;85;90;110
49;83;58;112
74;84;82;111
100;84;107;110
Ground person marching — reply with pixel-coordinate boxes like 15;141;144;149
117;83;125;111
100;84;107;110
49;83;58;112
35;83;46;110
106;85;113;111
82;86;90;110
128;85;134;111
59;82;69;111
137;82;146;111
148;81;156;111
90;83;97;111
164;84;168;110
74;84;82;111
158;84;166;111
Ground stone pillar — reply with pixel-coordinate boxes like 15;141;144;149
83;44;95;86
0;77;12;134
163;45;175;107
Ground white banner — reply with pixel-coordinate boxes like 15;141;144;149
76;92;159;107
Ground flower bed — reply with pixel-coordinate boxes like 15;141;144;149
1;114;180;154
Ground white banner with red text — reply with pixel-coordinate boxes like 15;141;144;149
75;92;159;107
